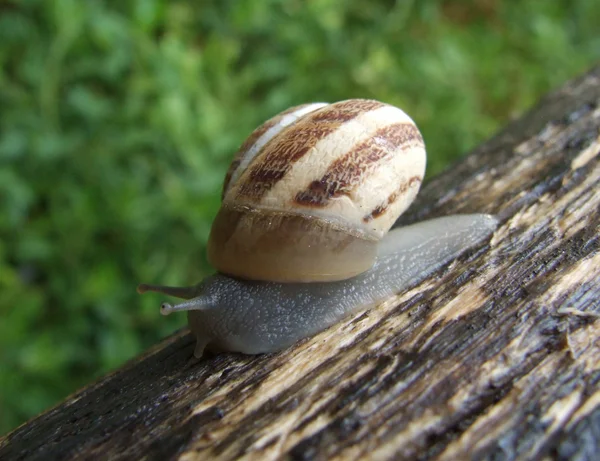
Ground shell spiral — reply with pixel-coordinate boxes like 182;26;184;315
208;99;426;282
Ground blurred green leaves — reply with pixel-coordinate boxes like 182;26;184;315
0;0;598;434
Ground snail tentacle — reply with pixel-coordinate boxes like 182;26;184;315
136;283;201;300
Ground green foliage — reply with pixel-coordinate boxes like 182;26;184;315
0;0;598;434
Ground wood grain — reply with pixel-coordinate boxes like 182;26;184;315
1;67;599;461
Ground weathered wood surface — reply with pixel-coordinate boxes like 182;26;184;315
2;67;599;461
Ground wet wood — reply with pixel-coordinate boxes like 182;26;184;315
1;67;599;461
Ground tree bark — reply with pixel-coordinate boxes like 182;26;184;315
1;66;599;461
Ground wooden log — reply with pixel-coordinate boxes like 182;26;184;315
1;66;599;461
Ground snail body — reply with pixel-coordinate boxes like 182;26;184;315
138;99;497;358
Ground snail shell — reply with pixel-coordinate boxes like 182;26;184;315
208;99;426;282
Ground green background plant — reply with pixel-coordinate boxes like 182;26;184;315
0;0;598;435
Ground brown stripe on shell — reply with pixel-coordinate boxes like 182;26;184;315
309;99;386;123
363;175;422;222
235;100;386;200
294;123;423;207
222;122;277;197
222;104;321;197
222;159;242;198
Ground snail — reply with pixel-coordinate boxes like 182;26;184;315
138;99;497;358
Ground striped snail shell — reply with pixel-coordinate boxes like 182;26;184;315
208;99;427;282
138;99;498;358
